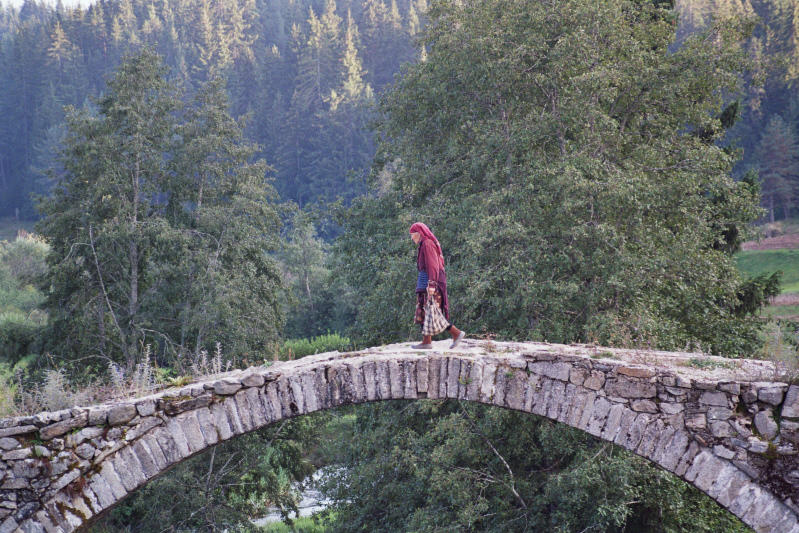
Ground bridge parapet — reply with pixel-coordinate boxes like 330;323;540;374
0;340;795;532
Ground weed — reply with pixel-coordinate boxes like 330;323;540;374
591;351;618;360
683;358;733;370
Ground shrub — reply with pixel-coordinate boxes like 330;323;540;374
280;334;352;360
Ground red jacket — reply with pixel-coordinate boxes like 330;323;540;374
417;238;449;319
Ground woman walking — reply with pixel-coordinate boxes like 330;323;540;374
409;222;465;349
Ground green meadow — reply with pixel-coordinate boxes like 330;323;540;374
736;249;799;294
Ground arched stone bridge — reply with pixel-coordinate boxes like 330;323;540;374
0;340;796;532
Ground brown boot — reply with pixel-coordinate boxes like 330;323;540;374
412;335;433;349
449;326;465;349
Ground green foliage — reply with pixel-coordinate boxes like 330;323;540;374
320;401;750;533
0;234;49;364
338;0;763;356
259;515;335;533
280;210;356;339
736;249;799;293
0;0;415;217
281;334;352;360
95;414;325;532
36;51;284;371
754;114;799;221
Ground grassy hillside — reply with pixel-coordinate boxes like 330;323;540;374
736;249;799;293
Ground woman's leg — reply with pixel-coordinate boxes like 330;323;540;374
446;324;466;349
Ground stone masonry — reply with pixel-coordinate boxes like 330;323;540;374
0;340;795;532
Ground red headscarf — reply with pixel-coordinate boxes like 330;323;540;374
409;222;444;266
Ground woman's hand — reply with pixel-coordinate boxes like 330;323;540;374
427;286;436;297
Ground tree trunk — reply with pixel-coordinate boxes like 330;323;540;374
769;192;775;224
128;151;141;369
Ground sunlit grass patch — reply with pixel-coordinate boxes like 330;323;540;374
736;249;799;294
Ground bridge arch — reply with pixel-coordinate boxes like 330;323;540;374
0;340;796;533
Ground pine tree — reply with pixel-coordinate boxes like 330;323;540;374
36;51;283;369
756;114;799;221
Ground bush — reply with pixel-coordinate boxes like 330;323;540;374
280;334;352;360
0;315;46;364
259;514;335;533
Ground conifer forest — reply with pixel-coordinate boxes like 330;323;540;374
1;0;799;531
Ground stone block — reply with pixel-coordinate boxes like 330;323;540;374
612;408;639;447
75;443;95;460
586;398;612;437
698;391;728;407
164;417;191;458
388;360;403;399
446;358;460;400
99;461;128;500
601;403;626;441
427;358;441;399
135;400;156;417
241;372;265;387
753;409;778;440
636;419;665;458
748;437;769;454
40;412;88;440
124;416;162;442
685;413;706;431
0;517;18;533
659;431;689;471
107;404;137;426
162;395;212;416
758;384;786;406
783;385;799;419
209;402;233;442
709;421;734;438
546;380;566;419
114;447;145;490
531;378;551;417
659;402;684;415
674;441;700;477
299;373;319;414
417;358;429;394
583;371;605;391
49;469;81;493
178;412;207;453
604;378;656;399
492;367;508;407
617;366;655;379
132;440;160;479
630;400;657;413
212;379;242;396
712;445;736;460
0;438;18;451
569;367;587;386
89;474;116;509
718;382;740;395
1;448;31;461
528;361;571;381
141;434;168;471
152;428;182;465
457;360;471;401
707;407;732;421
65;426;104;448
466;362;482;402
684;450;713;482
363;362;378;401
376;361;391;400
263;382;282;422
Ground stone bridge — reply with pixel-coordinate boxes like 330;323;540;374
0;340;796;532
